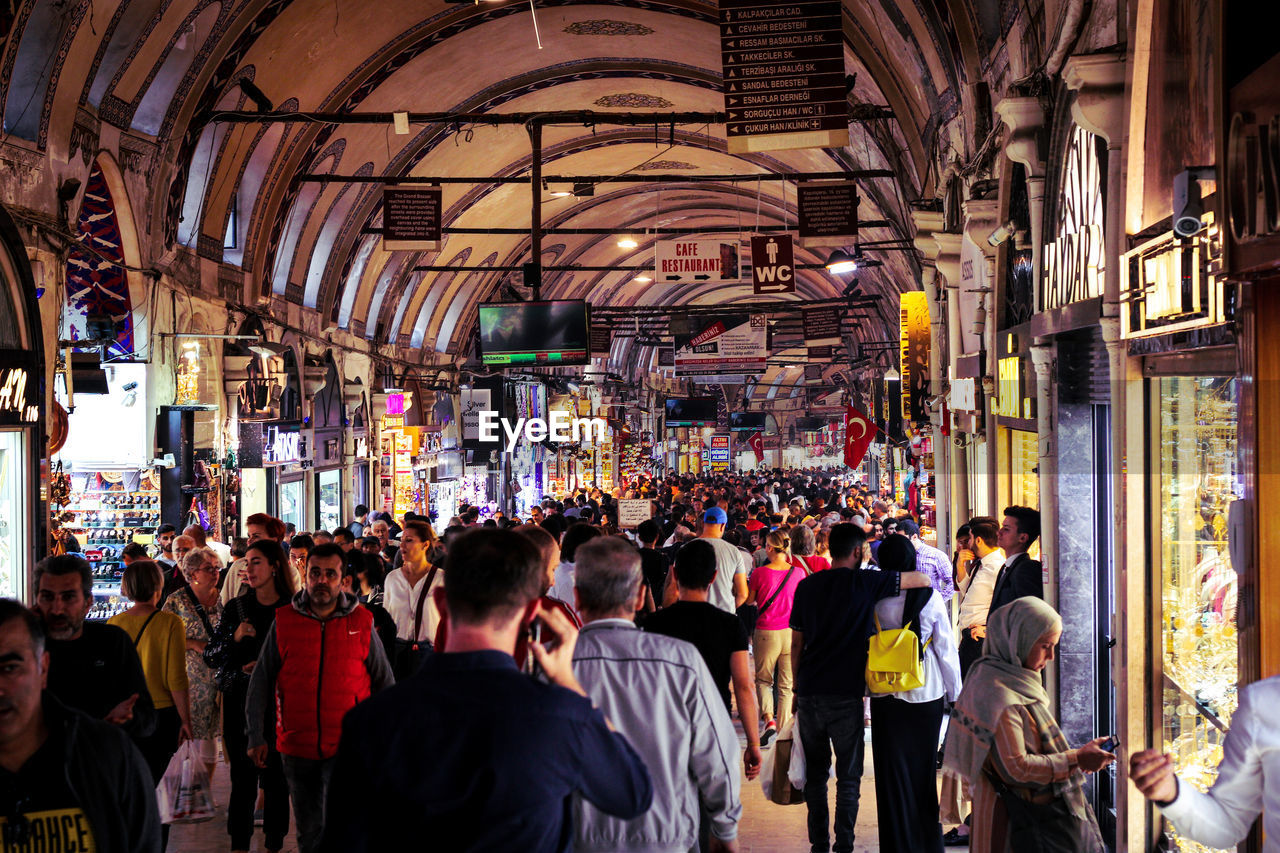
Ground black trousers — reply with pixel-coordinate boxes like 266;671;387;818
869;696;945;853
959;628;984;679
135;704;181;850
223;681;291;850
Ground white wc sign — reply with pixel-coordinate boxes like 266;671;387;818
751;234;795;294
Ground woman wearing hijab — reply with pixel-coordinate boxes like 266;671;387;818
870;534;962;852
943;597;1114;853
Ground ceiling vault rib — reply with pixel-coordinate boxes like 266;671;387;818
297;170;896;184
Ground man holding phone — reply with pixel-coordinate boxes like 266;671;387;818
320;529;652;853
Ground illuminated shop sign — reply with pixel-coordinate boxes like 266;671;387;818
1121;213;1228;339
264;426;309;465
0;351;39;425
1042;125;1105;310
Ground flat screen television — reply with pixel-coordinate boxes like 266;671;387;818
478;300;590;366
794;416;830;431
729;412;765;431
664;397;718;427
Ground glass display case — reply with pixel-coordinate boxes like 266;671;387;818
0;431;27;600
1155;377;1241;853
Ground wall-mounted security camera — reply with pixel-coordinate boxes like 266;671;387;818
122;381;138;392
1173;166;1217;238
150;453;176;469
986;220;1018;248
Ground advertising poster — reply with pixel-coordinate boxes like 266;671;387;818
674;314;767;374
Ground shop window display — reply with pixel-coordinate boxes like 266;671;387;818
317;469;341;531
1156;377;1240;853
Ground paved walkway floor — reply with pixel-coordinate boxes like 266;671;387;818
168;732;888;852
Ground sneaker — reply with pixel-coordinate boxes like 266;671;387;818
942;826;969;847
759;721;778;748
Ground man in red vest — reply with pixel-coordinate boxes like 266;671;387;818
245;542;394;853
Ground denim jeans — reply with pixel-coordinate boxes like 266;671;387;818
797;695;866;853
281;754;336;853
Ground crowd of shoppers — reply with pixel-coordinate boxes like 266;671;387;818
5;466;1276;853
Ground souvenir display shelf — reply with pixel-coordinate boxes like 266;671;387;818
1156;377;1240;853
62;470;161;620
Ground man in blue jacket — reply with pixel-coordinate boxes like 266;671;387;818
0;599;160;852
320;528;652;853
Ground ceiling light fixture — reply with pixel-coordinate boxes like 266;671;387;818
633;274;652;283
617;237;639;250
825;248;858;275
883;367;901;382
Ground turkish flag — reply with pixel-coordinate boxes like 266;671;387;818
748;431;764;459
843;406;877;469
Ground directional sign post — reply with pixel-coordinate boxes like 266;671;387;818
720;0;849;154
750;234;795;294
655;239;741;284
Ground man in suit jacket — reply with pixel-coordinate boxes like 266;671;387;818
987;506;1044;615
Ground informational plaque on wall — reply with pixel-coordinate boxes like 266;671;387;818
383;185;442;251
798;181;859;247
719;0;849;153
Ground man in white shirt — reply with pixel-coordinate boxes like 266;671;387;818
954;517;1002;678
1131;673;1280;851
662;507;748;614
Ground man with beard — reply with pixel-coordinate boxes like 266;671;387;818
31;555;156;739
0;599;161;852
246;543;394;853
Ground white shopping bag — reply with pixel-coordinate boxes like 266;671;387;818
156;741;216;823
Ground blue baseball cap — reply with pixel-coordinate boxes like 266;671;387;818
703;507;728;525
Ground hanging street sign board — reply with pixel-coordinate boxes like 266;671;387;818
674;314;768;374
803;307;842;344
719;0;849;154
798;181;860;247
590;324;612;356
808;345;834;360
382;185;442;251
657;348;675;367
750;234;796;294
655;239;741;284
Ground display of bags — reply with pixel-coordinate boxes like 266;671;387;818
156;742;216;823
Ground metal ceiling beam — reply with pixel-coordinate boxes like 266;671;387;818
411;263;887;272
379;221;892;236
210;109;728;126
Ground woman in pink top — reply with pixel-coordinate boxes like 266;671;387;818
746;529;806;744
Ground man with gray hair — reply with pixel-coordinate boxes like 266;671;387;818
571;537;746;853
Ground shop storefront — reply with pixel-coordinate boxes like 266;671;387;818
310;355;345;532
1121;188;1241;853
0;205;43;600
990;332;1039;515
53;359;157;619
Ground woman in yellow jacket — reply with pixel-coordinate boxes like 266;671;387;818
109;558;192;850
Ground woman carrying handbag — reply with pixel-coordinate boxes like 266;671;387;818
744;529;805;747
943;597;1114;853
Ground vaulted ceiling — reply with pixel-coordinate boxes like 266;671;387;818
2;0;990;386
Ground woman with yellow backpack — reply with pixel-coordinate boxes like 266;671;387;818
867;534;962;852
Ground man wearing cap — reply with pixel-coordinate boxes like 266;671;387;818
663;507;749;614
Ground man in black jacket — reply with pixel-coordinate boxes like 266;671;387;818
32;555;156;739
987;506;1044;615
0;599;160;852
